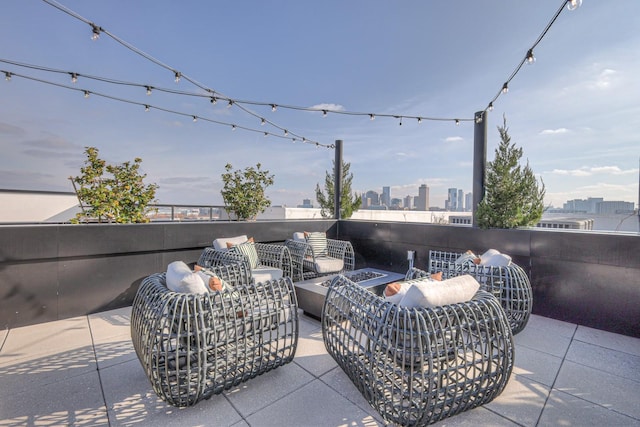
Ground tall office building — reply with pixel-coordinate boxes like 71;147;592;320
465;192;473;212
364;190;380;208
382;186;391;207
458;189;464;211
404;195;413;210
416;184;429;211
447;188;458;211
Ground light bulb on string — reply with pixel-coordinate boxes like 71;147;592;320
264;132;268;137
174;72;181;83
261;118;266;126
417;117;422;124
90;24;101;41
83;90;90;98
70;73;78;84
284;129;289;136
369;114;375;121
455;119;460;126
488;102;494;112
526;49;536;64
502;82;509;94
271;104;277;112
192;116;197;123
146;86;152;96
4;72;11;82
231;125;236;131
567;0;581;10
227;100;233;108
322;110;327;117
144;105;150;112
210;97;217;105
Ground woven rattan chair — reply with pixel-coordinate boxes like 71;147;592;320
284;233;355;281
421;249;533;334
322;274;514;426
131;269;298;407
198;243;293;285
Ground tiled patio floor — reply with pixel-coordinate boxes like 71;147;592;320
1;308;639;426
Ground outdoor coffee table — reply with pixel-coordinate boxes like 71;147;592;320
294;267;405;319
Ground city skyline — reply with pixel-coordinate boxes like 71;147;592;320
1;1;639;209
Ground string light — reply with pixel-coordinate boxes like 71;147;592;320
83;90;90;98
567;0;582;10
174;71;181;83
369;114;375;121
227;100;234;108
192;116;197;122
261;118;266;125
284;129;289;136
70;72;78;83
271;104;277;112
90;23;101;41
455;119;460;126
488;102;494;112
502;83;509;94
4;71;11;81
417;117;422;124
526;49;536;64
144;105;150;112
231;125;236;131
322;110;327;117
145;86;152;95
210;96;217;105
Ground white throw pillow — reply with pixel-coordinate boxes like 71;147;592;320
292;232;306;241
482;253;512;267
479;249;501;264
166;261;209;294
398;275;480;308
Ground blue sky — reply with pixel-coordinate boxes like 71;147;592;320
1;0;638;209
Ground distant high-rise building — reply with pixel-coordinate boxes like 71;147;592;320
390;197;402;209
447;188;458;211
364;190;380;208
404;195;413;210
465;192;473;212
416;184;429;211
563;197;603;213
458;189;464;211
382;186;391;207
297;198;313;208
597;201;635;214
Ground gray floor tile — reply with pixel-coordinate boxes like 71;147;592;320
512;343;563;386
224;361;315;417
293;328;338;377
574;325;640;357
93;336;138;370
0;329;8;350
100;358;245;427
0;316;92;361
320;366;384;423
555;360;640;420
432;406;521;426
485;373;550;426
566;339;640;382
514;314;576;357
539;389;640;427
88;306;132;342
0;342;97;398
0;369;109;426
245;379;382;427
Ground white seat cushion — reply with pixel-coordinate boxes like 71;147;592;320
213;235;249;250
166;261;209;294
312;256;344;274
251;266;283;284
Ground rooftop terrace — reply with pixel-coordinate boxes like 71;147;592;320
1;306;639;426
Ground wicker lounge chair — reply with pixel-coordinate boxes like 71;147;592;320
198;238;293;285
284;232;355;281
131;268;298;407
322;274;514;426
418;249;533;334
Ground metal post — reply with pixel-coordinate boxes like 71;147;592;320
334;140;343;219
472;111;487;227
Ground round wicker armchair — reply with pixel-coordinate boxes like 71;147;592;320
131;272;298;407
322;274;514;426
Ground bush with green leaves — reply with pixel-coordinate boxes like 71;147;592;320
220;163;274;221
315;160;362;218
476;117;546;229
70;146;158;223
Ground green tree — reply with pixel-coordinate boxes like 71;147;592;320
221;163;274;221
70;146;158;223
476;116;546;229
315;160;362;218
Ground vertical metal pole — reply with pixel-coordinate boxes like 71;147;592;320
334;140;343;219
472;111;487;227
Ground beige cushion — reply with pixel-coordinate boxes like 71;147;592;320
166;261;209;294
479;249;512;267
251;266;283;284
212;235;249;250
398;274;480;308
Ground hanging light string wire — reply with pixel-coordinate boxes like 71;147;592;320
40;0;472;125
1;68;333;148
485;0;575;114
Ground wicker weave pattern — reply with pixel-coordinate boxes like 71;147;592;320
131;272;298;407
197;248;253;286
285;238;355;281
322;275;514;426
422;250;533;334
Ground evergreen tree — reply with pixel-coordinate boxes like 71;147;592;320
476;116;546;229
315;160;362;218
221;163;274;220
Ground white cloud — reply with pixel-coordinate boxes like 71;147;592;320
550;166;638;177
592;68;617;89
540;128;569;135
308;103;345;112
444;136;464;143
